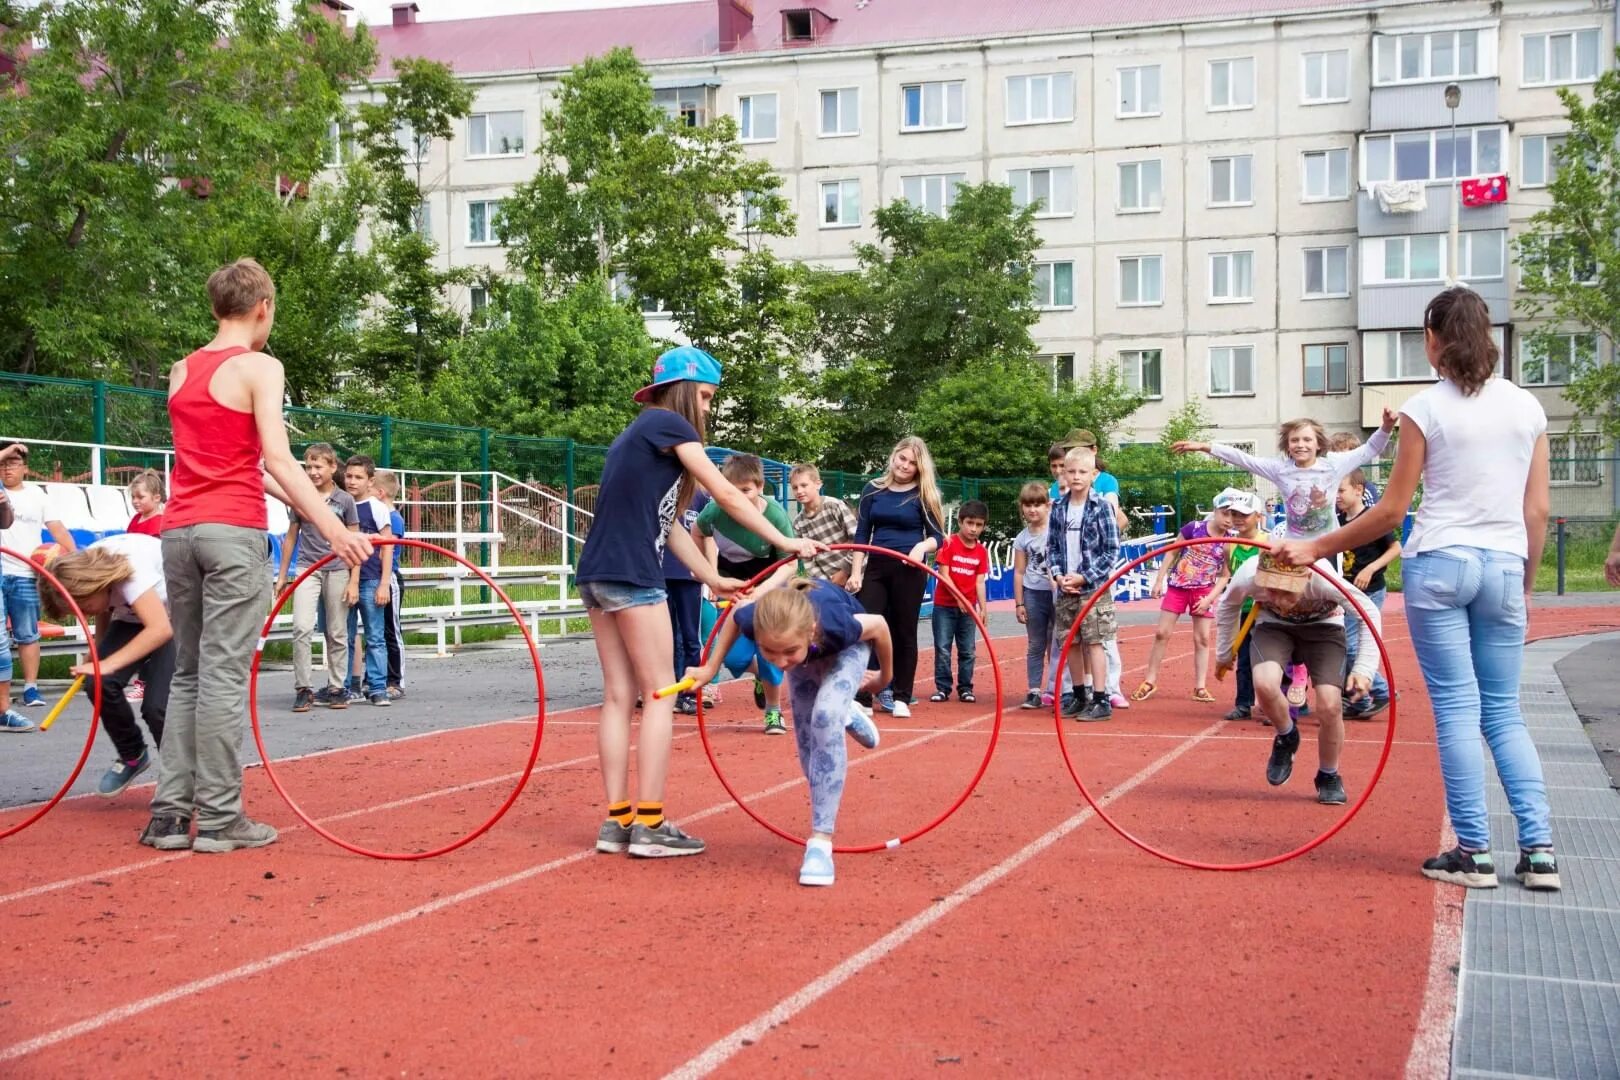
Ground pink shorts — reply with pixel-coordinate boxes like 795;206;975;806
1161;584;1215;619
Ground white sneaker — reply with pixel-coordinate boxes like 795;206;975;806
890;699;911;719
799;838;835;887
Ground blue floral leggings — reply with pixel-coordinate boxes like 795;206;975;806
788;642;870;835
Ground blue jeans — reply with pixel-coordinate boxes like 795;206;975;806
932;605;977;695
1403;547;1551;852
1234;632;1254;711
2;574;41;646
345;583;388;696
1344;587;1390;703
1023;589;1055;693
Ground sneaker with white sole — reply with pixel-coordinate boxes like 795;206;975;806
139;814;193;850
595;818;631;854
762;708;787;735
845;703;880;749
890;699;911;719
1;709;36;732
799;839;835;887
626;820;705;858
192;817;279;853
368;692;391;707
1019;691;1042;710
1515;850;1561;891
21;686;45;708
1422;846;1498;889
97;750;152;798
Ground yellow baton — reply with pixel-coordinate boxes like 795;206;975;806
39;675;86;732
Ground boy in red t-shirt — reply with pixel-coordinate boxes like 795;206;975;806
929;500;990;703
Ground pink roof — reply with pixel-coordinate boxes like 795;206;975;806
367;0;1374;79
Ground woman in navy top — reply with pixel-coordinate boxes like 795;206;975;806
846;436;945;718
576;346;816;860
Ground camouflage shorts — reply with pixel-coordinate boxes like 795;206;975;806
1055;588;1117;647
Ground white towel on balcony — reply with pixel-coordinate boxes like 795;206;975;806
1373;180;1427;214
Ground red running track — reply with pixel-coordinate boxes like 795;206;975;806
0;605;1615;1077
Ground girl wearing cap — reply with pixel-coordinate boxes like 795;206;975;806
577;346;818;860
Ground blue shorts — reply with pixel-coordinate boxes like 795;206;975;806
699;598;783;686
2;575;41;646
578;580;668;614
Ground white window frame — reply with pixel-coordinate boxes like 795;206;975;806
1303;246;1350;298
1207;57;1256;111
1301;148;1351;201
819;178;861;228
1522;28;1603;87
1359;125;1507;186
412;200;432;239
1008;166;1075;217
396;124;430;163
819;87;859;137
1032;260;1075;310
1005;72;1074;126
1548;431;1606;486
1519;333;1597;387
1362;330;1435;381
1208;155;1253;207
466;111;525;159
901;80;966;133
324;119;353;168
1303;343;1351;396
1363;235;1445;285
1120;349;1163;399
1373;28;1490;86
469;285;489;315
1118;255;1164;308
1208;344;1256;396
1116;65;1162;118
737;93;778;142
901;172;965;217
1458;230;1507;282
1038;353;1077;390
1117;159;1163;213
1301;49;1350;104
1208;251;1254;304
466;199;503;246
1521;133;1569;188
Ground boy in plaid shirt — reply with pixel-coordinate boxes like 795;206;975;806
1048;447;1121;721
789;464;856;585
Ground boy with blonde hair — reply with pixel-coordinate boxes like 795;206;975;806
789;464;855;585
1048;447;1120;721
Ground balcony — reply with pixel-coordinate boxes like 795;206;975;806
1370;76;1496;132
1356;189;1508;237
1357;278;1509;330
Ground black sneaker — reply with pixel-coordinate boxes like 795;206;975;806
1019;691;1042;710
752;678;767;710
1314;770;1347;805
1266;725;1302;786
368;692;392;707
626;820;705;858
139;814;193;851
1514;850;1561;891
1076;698;1112;723
1422;846;1498;889
1061;689;1089;718
292;687;315;713
312;686;333;707
1224;706;1251;721
673;692;698;716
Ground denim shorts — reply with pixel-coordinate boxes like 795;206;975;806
2;574;41;646
578;580;668;613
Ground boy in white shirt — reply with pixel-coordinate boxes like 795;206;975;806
0;442;77;710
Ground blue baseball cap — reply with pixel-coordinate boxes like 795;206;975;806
633;345;723;403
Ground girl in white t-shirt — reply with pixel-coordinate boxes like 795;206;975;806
1275;286;1559;893
40;534;174;800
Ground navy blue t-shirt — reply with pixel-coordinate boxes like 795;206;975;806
854;483;944;554
577;408;701;588
733;580;866;661
663;491;710;582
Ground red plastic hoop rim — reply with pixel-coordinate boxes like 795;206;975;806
0;545;105;841
1053;535;1399;871
695;543;1002;854
249;537;546;860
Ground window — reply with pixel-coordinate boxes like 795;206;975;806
1361;126;1505;184
1303;247;1350;297
324;119;354;168
396;124;430;163
1119;255;1163;306
1364;235;1444;284
1458;231;1506;281
412;201;431;238
1521;333;1597;386
1032;261;1075;309
467;111;525;157
469;286;488;315
467;199;502;245
654;86;712;127
1209;345;1255;395
1522;134;1569;187
820;179;860;227
612;272;670;315
738;94;777;141
1374;29;1484;85
1548;431;1605;485
741;190;766;229
1008;167;1074;216
1302;148;1350;200
902;80;965;131
1038;353;1077;389
1208;58;1255;110
783;9;814;41
1117;65;1161;117
902;172;965;216
1302;49;1350;103
1523;29;1602;86
1006;73;1074;125
1118;160;1163;212
1209;251;1254;303
1120;349;1163;398
819;88;859;136
1362;330;1434;380
1209;156;1253;206
1523;234;1600;287
1303;343;1350;395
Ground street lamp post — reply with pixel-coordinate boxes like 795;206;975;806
1445;82;1461;284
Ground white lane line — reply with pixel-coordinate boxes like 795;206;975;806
1404;823;1464;1080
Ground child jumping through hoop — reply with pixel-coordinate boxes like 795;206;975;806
689;577;889;887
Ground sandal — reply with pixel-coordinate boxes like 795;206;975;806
929;692;950;702
1191;687;1217;704
1130;681;1157;702
959;692;976;704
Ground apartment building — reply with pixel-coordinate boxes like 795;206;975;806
348;0;1615;496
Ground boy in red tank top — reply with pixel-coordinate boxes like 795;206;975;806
141;258;371;854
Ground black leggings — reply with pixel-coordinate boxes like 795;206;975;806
858;553;927;701
97;618;175;762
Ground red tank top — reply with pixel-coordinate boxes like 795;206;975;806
163;346;267;531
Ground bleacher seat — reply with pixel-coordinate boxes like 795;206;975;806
85;484;133;533
40;483;105;548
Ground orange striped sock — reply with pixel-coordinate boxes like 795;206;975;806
632;802;664;828
607;801;633;827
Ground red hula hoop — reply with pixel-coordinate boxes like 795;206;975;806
0;546;105;841
695;543;1002;854
1053;535;1398;871
249;537;546;860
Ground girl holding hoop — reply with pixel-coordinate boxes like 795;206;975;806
846;437;944;719
1275;287;1560;892
577;346;817;860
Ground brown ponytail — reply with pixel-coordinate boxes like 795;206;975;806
1423;286;1497;396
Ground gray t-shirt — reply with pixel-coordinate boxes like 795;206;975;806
295;488;358;570
1014;526;1053;592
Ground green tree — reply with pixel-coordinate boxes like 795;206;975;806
0;0;375;388
1107;402;1244;530
1514;53;1620;443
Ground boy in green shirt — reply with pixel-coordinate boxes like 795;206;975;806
1205;488;1265;721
